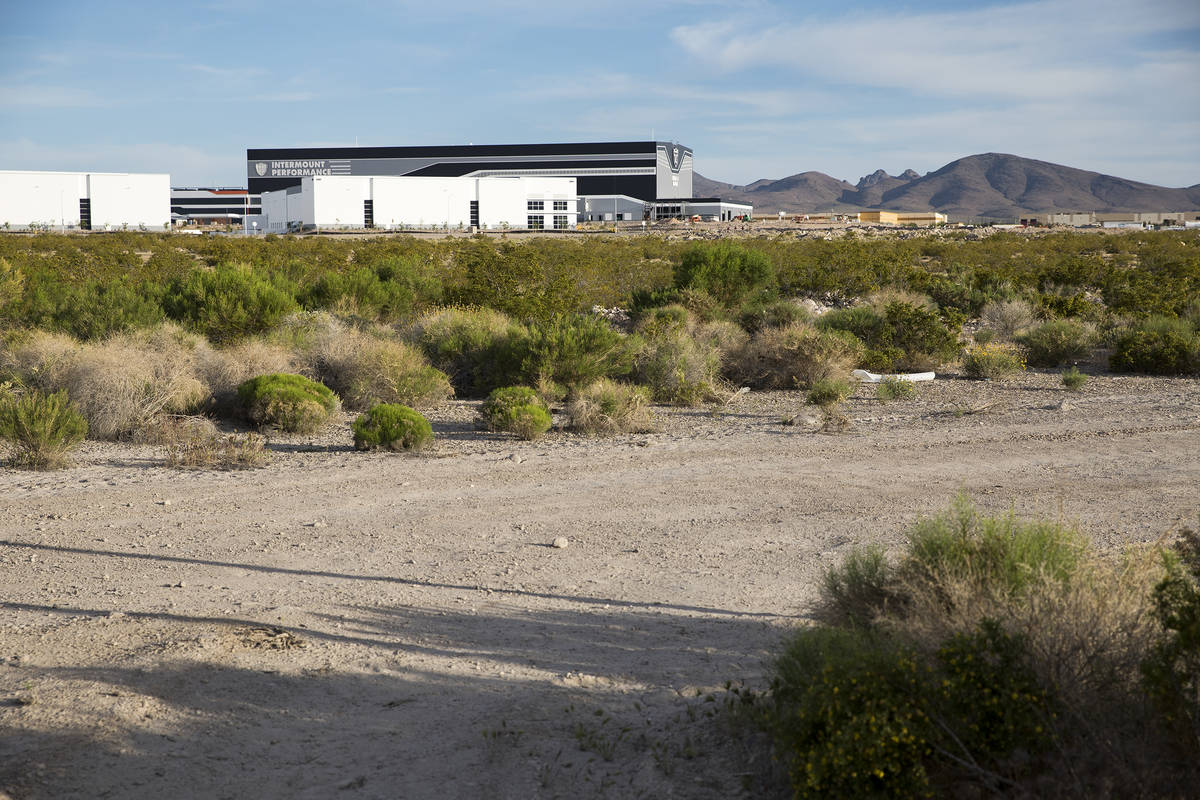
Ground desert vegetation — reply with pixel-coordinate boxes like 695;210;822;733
738;496;1200;799
0;228;1196;461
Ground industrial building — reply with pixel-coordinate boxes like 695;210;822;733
0;170;169;231
256;175;577;232
246;141;752;225
170;187;259;224
858;210;949;225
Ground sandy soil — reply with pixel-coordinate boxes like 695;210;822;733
2;370;1198;799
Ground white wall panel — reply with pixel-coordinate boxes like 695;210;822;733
0;171;86;228
88;173;170;230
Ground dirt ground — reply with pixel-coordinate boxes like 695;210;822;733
2;370;1198;799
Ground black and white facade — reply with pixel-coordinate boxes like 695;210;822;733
170;187;259;224
245;141;751;224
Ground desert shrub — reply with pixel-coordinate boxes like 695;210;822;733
301;260;440;322
902;494;1088;599
875;376;917;402
0;257;23;325
973;328;996;345
0;329;78;392
49;326;210;440
738;297;808;333
196;337;296;406
410;306;527;396
479;386;551;437
485;399;552;440
445;238;581;320
315;331;452;411
806;377;852;407
236;373;339;433
980;297;1036;339
18;275;164;340
352;403;433;451
819;301;958;372
961;342;1026;379
1109;316;1200;375
520;313;633;390
1020;319;1095;366
0;389;87;469
565;379;652;435
734;322;863;389
1141;528;1200;755
1061;366;1088;391
634;327;723;406
163;263;298;343
818;545;894;627
673;242;775;308
694;319;750;360
759;495;1192;798
632;304;692;338
766;627;934;799
158;417;269;470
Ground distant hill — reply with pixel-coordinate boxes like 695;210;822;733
693;154;1200;220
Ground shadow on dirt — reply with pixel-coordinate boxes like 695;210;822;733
0;594;789;800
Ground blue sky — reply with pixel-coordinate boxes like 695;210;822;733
2;0;1198;188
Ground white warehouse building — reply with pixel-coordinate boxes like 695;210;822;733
0;170;170;231
255;175;578;233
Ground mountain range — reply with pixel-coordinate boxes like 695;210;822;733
693;153;1200;221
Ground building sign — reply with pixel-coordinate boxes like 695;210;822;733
249;159;352;178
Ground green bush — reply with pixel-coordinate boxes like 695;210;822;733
903;493;1087;599
673;242;775;308
163;263;299;343
0;389;87;469
410;306;527;397
820;301;959;372
565;379;652;435
301;262;439;322
1020;319;1095;367
738;297;808;332
1141;527;1200;755
734;323;863;389
520;313;633;390
806;377;853;407
479;386;552;440
818;545;895;627
961;342;1026;379
876;376;917;402
236;373;339;433
352;403;433;451
1061;366;1088;391
768;627;934;799
1110;316;1200;375
634;327;723;406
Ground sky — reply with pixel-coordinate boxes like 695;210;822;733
2;0;1198;188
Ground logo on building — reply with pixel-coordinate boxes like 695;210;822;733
255;162;268;177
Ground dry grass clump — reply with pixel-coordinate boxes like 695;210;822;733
0;329;79;391
565;379;653;435
634;327;725;406
196;338;296;405
295;323;452;411
733;322;863;389
981;298;1037;340
866;287;936;311
156;416;270;470
2;324;209;440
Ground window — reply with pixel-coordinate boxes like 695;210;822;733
553;200;568;211
553;215;569;230
527;215;545;230
527;200;544;211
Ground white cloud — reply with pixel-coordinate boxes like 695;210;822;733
669;0;1200;100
